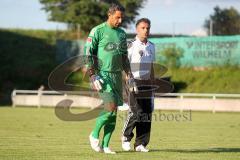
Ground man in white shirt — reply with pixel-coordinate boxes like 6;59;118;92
122;18;155;152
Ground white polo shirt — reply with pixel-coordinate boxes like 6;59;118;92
128;36;155;80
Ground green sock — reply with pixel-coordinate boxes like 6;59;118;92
92;110;112;139
101;112;117;148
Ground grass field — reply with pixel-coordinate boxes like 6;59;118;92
0;107;240;160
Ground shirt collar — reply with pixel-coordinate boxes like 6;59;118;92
135;36;149;46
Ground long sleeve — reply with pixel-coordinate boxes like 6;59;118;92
122;38;132;75
150;44;156;79
84;27;99;71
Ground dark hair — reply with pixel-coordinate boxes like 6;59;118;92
136;18;151;27
108;3;125;15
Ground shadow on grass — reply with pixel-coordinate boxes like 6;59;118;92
150;148;240;153
116;150;136;154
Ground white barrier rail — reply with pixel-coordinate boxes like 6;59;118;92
11;89;100;109
11;90;240;112
155;92;240;98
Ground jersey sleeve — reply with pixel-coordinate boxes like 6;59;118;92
127;40;134;62
84;27;99;69
152;44;156;62
121;32;132;74
150;43;155;79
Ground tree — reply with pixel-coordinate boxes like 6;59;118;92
204;6;240;35
40;0;146;33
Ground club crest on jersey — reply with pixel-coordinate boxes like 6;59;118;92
139;50;144;57
104;42;117;51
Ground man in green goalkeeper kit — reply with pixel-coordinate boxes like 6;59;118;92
84;4;136;154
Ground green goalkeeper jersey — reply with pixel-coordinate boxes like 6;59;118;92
84;22;129;72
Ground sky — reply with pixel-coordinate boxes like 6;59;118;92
0;0;240;36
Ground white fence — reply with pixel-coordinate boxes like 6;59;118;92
11;90;240;112
154;93;240;112
11;90;101;109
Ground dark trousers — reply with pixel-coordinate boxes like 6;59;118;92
122;85;153;147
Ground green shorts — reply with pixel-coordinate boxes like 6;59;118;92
98;71;123;106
